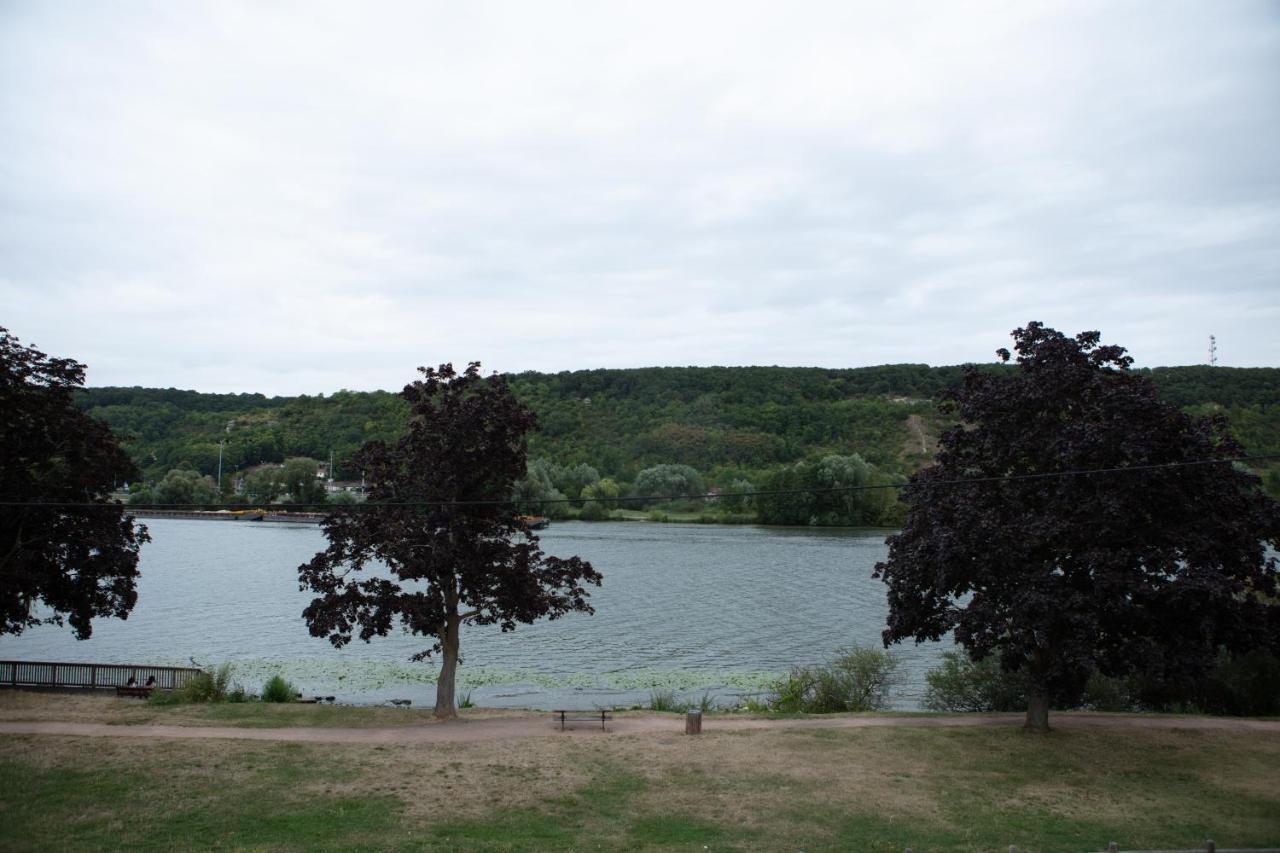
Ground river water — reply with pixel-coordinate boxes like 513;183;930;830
0;519;950;709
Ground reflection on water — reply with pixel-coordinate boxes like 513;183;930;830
0;519;948;709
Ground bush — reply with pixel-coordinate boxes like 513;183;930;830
922;648;1280;716
769;646;900;713
261;674;296;703
922;651;1026;713
1199;649;1280;716
180;663;234;703
1081;671;1135;712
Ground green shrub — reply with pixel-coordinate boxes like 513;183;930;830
458;690;475;709
924;648;1280;716
261;674;296;703
922;651;1026;712
1199;649;1280;716
1081;671;1135;712
180;663;234;703
769;646;900;713
227;684;249;703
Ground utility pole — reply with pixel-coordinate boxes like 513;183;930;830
1209;334;1218;367
217;441;224;490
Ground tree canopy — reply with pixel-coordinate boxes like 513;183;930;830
298;363;601;719
875;323;1280;731
77;362;1280;517
0;328;149;638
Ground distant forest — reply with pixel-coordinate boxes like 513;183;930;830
78;364;1280;521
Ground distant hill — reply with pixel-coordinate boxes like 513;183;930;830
77;364;1280;499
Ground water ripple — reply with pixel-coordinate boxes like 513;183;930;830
0;520;949;708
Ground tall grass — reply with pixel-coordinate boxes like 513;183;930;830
647;689;717;713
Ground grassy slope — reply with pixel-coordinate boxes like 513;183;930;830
3;723;1276;851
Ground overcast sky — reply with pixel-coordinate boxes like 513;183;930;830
2;1;1278;395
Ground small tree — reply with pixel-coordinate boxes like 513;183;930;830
578;478;620;520
278;457;327;505
511;458;569;519
0;328;150;638
632;464;704;508
876;323;1280;732
298;363;601;719
130;468;218;506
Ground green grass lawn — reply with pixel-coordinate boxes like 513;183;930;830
2;723;1277;851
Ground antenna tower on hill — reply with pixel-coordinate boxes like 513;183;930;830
1208;334;1218;367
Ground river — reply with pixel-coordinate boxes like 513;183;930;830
0;519;950;709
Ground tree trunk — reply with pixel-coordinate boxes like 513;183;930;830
1024;648;1051;732
434;612;460;720
1024;689;1050;732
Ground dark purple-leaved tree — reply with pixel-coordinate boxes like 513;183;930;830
0;328;149;638
298;362;601;719
875;323;1280;732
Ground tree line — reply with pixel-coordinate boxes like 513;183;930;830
79;363;1280;515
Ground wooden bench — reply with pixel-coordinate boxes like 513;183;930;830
552;709;612;731
115;685;154;699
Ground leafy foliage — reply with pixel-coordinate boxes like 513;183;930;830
76;363;1280;520
0;328;149;638
922;651;1028;713
755;454;901;526
768;646;900;713
181;663;235;703
261;674;296;703
298;363;601;719
129;467;218;506
924;647;1280;717
877;323;1280;731
631;464;704;508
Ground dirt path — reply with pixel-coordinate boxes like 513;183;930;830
3;712;1277;745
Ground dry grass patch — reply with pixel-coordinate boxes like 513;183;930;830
2;716;1278;850
0;689;529;728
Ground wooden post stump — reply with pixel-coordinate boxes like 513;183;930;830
685;709;702;735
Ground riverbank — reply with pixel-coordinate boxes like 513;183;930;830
3;693;1279;850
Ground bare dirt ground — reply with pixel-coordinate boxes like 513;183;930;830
2;707;1277;744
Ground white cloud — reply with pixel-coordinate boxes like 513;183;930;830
2;0;1278;393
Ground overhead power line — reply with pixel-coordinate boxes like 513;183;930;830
4;453;1278;510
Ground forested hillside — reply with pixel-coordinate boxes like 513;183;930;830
78;364;1280;519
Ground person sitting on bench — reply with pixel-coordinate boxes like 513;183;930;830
144;676;157;688
126;674;138;687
